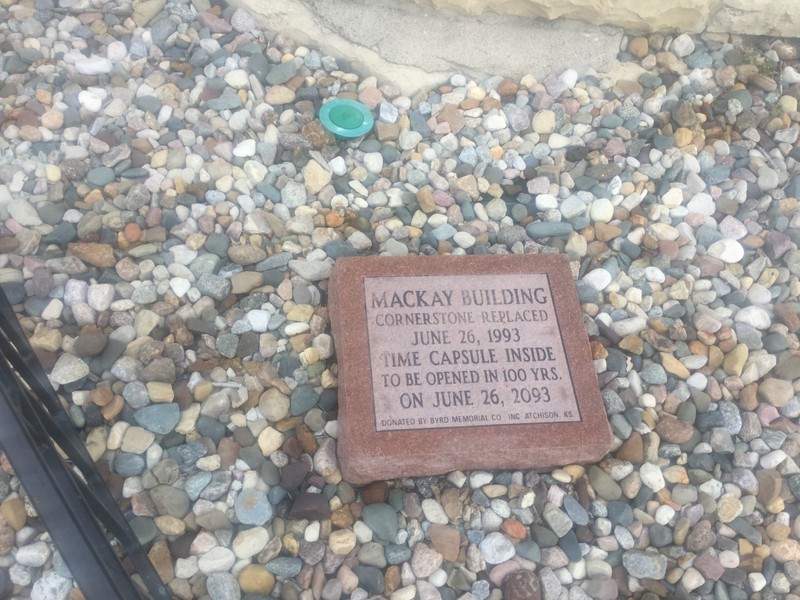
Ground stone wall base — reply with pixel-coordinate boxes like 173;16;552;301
233;0;800;97
411;0;800;37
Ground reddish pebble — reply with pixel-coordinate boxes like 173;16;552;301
4;220;23;234
433;190;454;207
757;404;780;426
684;213;706;227
562;97;581;115
501;518;527;540
603;138;626;157
145;207;162;228
349;502;364;519
489;561;522;587
124;223;142;242
357;87;383;109
16;109;39;128
198;215;216;234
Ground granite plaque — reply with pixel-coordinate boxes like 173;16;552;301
329;254;612;483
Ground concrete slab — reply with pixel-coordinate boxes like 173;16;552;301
230;0;623;95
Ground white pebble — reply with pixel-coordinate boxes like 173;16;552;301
761;450;787;469
639;463;665;492
707;239;744;263
583;269;612;291
421;499;449;525
469;471;493;488
75;55;113;75
78;90;103;112
106;41;128;61
748;573;767;592
363;152;384;174
589;198;614;223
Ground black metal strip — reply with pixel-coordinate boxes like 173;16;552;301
0;289;173;600
0;374;145;599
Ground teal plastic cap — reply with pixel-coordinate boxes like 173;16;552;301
319;99;374;138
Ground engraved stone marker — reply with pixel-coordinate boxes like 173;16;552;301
329;254;612;483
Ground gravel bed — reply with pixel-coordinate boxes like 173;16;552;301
2;2;800;600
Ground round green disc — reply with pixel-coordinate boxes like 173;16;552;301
329;105;365;129
319;99;374;138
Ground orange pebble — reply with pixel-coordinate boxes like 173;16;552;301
501;518;527;540
124;223;142;242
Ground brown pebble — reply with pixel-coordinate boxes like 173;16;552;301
654;415;694;443
615;432;644;463
437;103;465;134
282;436;303;460
481;97;502;111
19;124;42;141
217;437;240;469
361;481;388;505
628;36;650;58
101;395;125;420
73;330;108;357
296;424;319;454
0;238;19;253
619;335;644;355
0;514;14;555
330;506;354;529
594;222;622;241
673;517;690;545
67;242;117;268
148;540;174;583
774;304;800;333
590;340;608;360
428;524;462;562
239;564;275;595
502;570;541;600
325;212;345;228
441;487;463;523
417;186;436;213
300;120;336;149
89;383;113;407
0;497;26;530
685;519;717;552
756;470;783;507
495;78;518;97
383;565;401;594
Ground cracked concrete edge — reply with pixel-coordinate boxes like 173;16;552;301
410;0;712;33
408;0;800;38
228;0;623;97
229;0;452;96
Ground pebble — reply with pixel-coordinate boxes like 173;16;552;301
622;549;667;579
266;557;303;577
15;542;50;568
502;570;540;600
411;543;443;578
207;572;241;600
134;404;180;435
478;532;516;564
49;354;89;385
707;239;744;263
198;547;236;574
235;489;273;525
362;503;399;542
30;571;71;600
759;378;794;407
